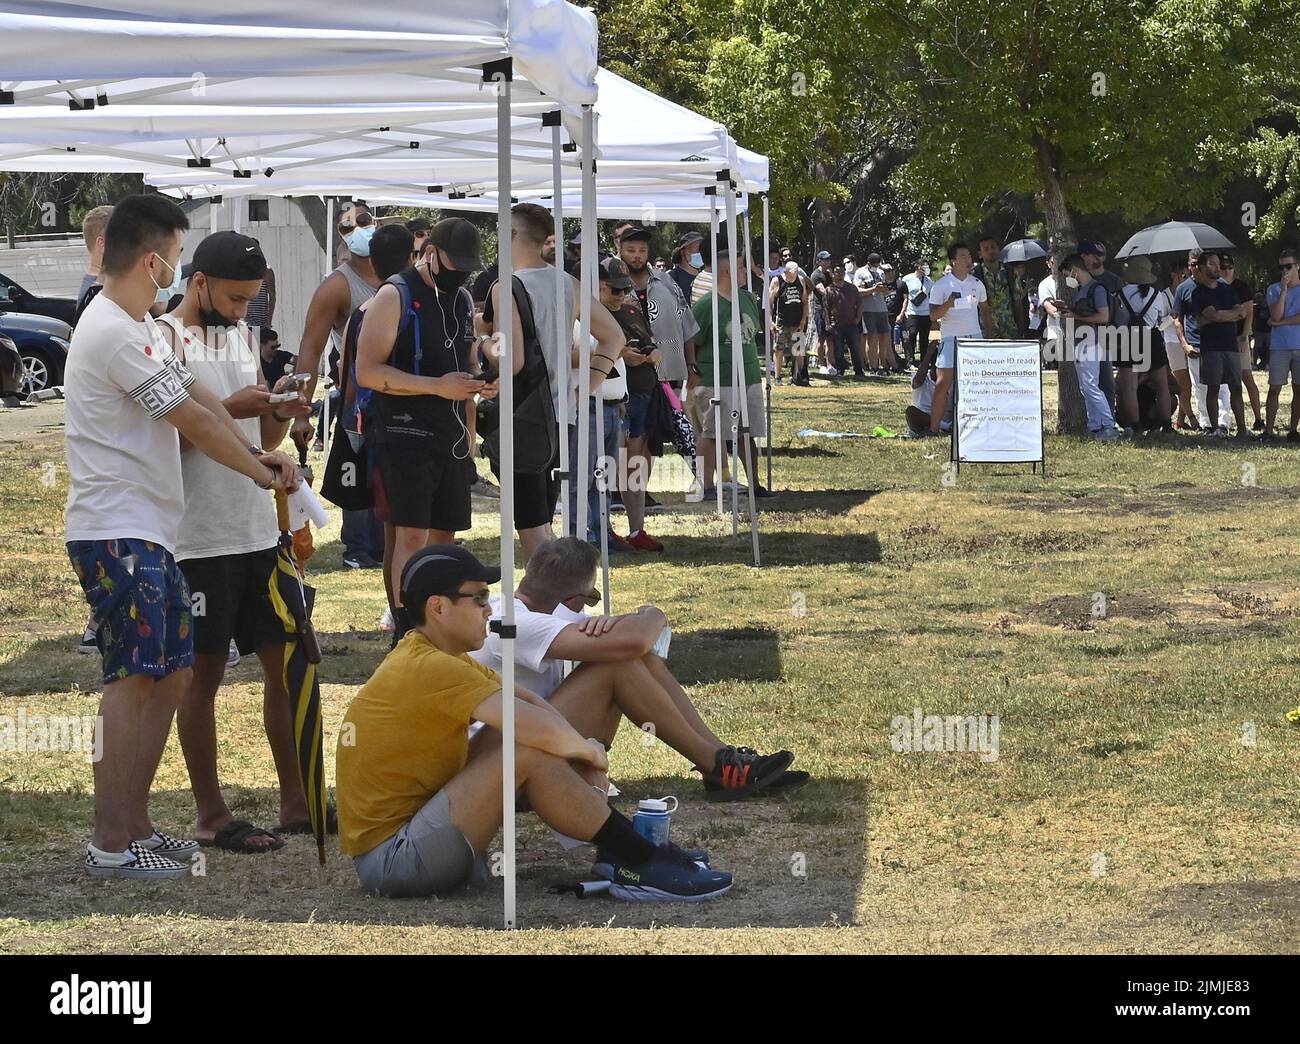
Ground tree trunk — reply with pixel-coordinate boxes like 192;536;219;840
290;196;329;256
1033;134;1087;435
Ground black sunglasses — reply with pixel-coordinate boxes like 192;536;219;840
608;286;628;295
571;587;601;607
441;588;492;608
1282;262;1298;270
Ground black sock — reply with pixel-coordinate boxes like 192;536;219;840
391;607;412;647
592;809;655;865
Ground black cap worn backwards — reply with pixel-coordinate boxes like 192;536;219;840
186;231;267;281
399;545;500;616
428;217;484;272
618;226;653;244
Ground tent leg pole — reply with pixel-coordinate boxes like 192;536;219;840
550;119;571;538
708;194;723;517
762;195;772;491
726;183;761;566
494;70;518;932
576;106;595;545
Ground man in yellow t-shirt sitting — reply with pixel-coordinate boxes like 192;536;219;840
336;545;734;901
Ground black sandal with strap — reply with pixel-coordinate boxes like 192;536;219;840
198;819;286;854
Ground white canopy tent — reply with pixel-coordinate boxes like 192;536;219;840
0;0;600;931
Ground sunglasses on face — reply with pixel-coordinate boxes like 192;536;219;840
608;286;628;295
1282;262;1298;270
442;588;493;608
573;588;601;607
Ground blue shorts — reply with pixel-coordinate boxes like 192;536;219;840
67;538;195;685
814;303;827;336
626;389;653;439
936;336;959;369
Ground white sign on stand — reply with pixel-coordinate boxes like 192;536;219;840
952;339;1044;468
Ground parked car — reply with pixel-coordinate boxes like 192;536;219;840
0;333;23;400
0;309;71;394
0;271;78;327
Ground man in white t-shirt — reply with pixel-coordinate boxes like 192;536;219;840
155;232;316;854
925;242;991;436
65;195;301;880
471;538;807;801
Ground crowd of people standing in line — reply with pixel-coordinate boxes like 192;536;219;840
60;194;804;899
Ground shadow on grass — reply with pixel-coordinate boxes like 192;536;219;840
669;627;782;685
0;774;868;932
668;530;882;567
0;636;103;698
768;444;843;459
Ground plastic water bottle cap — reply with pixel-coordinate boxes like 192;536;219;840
638;798;669;813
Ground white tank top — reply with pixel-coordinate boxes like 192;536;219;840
158;314;281;561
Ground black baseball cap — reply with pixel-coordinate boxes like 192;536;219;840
619;226;653;244
1078;239;1106;257
184;231;266;281
428;217;483;271
399;545;500;616
600;256;633;289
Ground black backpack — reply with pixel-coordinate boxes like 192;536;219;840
476;276;558;475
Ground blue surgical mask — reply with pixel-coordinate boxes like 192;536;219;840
689;252;703;269
151;254;182;306
345;225;375;257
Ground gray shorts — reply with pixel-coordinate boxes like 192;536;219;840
352;788;486;898
862;311;889;335
1268;348;1300;386
1199;350;1242;388
694;383;767;438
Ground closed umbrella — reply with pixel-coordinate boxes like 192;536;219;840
1114;221;1235;258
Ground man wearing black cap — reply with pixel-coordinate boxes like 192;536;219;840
65;196;301;878
336;544;734;900
152;230;315;852
357;217;493;640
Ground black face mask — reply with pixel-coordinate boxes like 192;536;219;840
432;265;469;295
200;284;236;330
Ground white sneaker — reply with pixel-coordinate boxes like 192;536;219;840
227;642;240;668
77;625;98;655
380;606;395;632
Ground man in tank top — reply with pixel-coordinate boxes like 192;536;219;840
154;231;316;853
296;204;384;569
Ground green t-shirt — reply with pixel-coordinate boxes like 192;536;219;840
692;288;763;386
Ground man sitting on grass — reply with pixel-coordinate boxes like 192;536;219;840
471;538;808;800
336;545;734;901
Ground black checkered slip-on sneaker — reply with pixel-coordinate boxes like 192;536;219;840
85;844;190;880
132;830;200;862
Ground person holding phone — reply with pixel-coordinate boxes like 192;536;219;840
924;242;991;436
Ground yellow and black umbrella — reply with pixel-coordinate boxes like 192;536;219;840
269;496;327;866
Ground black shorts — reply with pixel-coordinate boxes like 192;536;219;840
491;438;561;530
371;439;473;533
178;545;283;658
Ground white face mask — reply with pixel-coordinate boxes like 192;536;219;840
150;254;182;305
1065;275;1080;289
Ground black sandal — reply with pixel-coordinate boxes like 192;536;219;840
197;819;286;854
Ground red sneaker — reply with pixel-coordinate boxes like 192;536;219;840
626;529;665;553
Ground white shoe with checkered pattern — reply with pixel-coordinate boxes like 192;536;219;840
132;830;200;862
85;844;190;879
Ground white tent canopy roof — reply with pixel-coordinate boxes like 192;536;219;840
0;1;598;107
